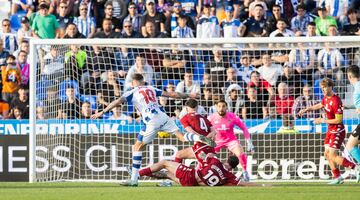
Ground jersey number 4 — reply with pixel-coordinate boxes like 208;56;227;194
139;89;156;104
199;118;208;132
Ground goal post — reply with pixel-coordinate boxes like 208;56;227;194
29;37;360;183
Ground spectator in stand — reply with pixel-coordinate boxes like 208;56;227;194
178;0;200;23
63;23;86;38
236;54;255;84
111;0;128;21
1;55;21;104
242;86;264;119
80;101;92;119
274;0;296;20
268;82;294;119
342;8;360;36
43;45;64;66
32;3;60;39
166;1;196;38
1;19;18;54
55;1;74;38
175;70;201;98
325;0;349;29
291;4;313;36
206;46;230;90
316;41;344;81
201;87;214;110
173;14;195;38
109;105;133;122
36;106;45;119
43;86;61;119
239;4;266;37
124;55;154;91
156;0;172;17
121;20;141;38
248;0;268;17
17;17;32;43
57;109;68;119
224;67;245;90
201;72;212;88
10;84;29;118
305;21;317;37
115;45;135;77
265;4;289;35
49;0;75;16
159;96;177;117
62;85;81;119
314;6;337;36
96;71;121;111
0;40;10;67
143;21;168;38
292;84;321;119
248;71;275;117
13;40;29;59
238;0;251;21
123;2;143;33
225;84;244;116
288;42;316;78
141;0;166;37
16;50;30;87
220;6;241;38
73;3;96;38
327;24;339;36
64;44;87;82
9;106;23;119
162;44;188;79
257;53;283;86
275;63;303;97
11;0;34;16
0;99;10;119
96;1;122;32
197;4;220;38
269;18;295;37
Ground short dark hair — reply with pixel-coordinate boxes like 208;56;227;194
178;14;188;20
307;22;316;27
250;71;260;76
347;8;357;15
227;155;239;169
272;4;281;10
185;98;198;109
296;4;306;10
320;77;334;87
6;54;16;61
347;65;360;78
132;73;144;82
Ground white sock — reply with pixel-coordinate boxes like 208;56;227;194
183;132;200;142
131;151;142;182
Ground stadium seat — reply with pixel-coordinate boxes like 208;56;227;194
102;112;112;119
36;78;54;100
9;12;25;31
59;80;80;101
313;79;324;99
162;79;180;90
193;62;205;81
80;95;97;110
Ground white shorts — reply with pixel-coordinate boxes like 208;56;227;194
138;112;179;144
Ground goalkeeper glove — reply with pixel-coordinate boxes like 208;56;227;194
246;139;255;153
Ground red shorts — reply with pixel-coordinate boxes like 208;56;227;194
324;128;346;149
175;164;198;186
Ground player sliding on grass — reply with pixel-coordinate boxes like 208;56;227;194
344;65;360;182
139;152;257;186
174;98;217;168
208;99;255;182
299;78;358;184
91;73;215;186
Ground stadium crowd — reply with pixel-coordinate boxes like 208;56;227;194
0;0;359;123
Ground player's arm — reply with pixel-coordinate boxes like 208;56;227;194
91;97;126;119
161;91;198;99
316;114;343;124
298;102;323;116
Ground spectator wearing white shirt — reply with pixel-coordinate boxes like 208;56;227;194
257;54;283;86
175;70;200;97
220;6;241;38
196;4;220;38
17;17;32;43
109;106;133;123
124;55;154;91
173;14;194;38
1;19;18;54
269;18;295;37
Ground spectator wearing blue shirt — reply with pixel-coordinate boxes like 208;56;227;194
291;4;313;36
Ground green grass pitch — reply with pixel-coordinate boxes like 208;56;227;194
0;182;359;200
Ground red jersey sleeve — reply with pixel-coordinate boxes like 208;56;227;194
180;115;190;128
332;96;343;115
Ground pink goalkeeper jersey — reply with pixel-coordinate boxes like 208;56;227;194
208;112;250;144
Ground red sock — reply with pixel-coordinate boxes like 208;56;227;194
139;167;152;177
239;153;247;171
331;168;341;178
342;158;355;169
174;157;183;163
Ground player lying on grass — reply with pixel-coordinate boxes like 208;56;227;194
299;78;358;184
207;99;255;182
138;153;258;186
174;99;217;169
91;73;215;186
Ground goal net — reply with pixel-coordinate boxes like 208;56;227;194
29;37;360;183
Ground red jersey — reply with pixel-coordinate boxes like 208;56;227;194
181;113;215;166
197;156;239;186
321;94;345;131
248;79;271;92
273;95;294;115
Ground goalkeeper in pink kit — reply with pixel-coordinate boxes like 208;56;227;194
208;99;255;182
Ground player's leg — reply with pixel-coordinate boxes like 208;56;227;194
328;130;356;170
139;160;181;177
174;147;195;163
346;125;360;163
228;141;250;182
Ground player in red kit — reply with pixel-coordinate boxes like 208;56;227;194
139;153;256;186
174;99;217;167
299;78;356;184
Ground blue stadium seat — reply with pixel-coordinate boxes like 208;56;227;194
80;95;97;110
193;62;205;81
9;13;25;31
162;79;180;90
36;78;53;100
102;112;112;119
313;79;324;99
59;80;80;101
